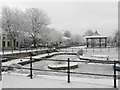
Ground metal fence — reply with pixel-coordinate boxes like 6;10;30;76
1;46;49;54
2;55;120;88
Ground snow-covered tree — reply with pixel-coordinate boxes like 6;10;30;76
1;6;23;49
64;30;71;38
113;30;120;47
39;27;62;46
107;36;114;46
24;8;51;47
84;29;93;36
73;34;84;44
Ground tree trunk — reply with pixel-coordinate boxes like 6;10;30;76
33;39;36;48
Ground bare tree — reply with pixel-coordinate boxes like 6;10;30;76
113;30;120;47
107;36;114;46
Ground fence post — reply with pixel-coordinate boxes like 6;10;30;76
108;47;110;52
93;47;94;52
19;48;21;52
67;58;70;83
30;54;33;79
12;47;13;54
48;51;49;56
100;47;102;52
26;47;27;52
44;46;45;50
116;46;117;52
114;61;116;88
2;48;4;54
86;48;87;52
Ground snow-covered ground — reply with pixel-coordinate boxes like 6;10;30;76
2;73;118;88
5;55;115;79
84;48;118;60
1;46;119;88
60;47;118;60
2;52;74;66
2;52;56;66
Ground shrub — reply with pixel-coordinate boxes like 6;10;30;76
77;49;84;56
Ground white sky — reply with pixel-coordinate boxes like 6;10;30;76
0;0;118;36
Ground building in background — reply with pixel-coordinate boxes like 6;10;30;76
85;31;108;48
0;28;20;49
0;28;10;49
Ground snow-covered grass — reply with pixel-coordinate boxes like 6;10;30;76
83;48;118;60
60;47;118;60
2;73;118;88
2;47;118;77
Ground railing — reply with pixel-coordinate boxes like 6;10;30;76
58;47;118;53
1;46;49;54
2;56;120;88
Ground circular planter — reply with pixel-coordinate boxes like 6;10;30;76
48;62;79;70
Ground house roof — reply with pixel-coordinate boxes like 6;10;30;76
91;30;101;36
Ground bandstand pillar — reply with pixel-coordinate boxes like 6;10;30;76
86;38;89;47
99;38;101;47
105;38;107;47
91;39;92;48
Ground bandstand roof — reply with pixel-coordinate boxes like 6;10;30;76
85;31;107;39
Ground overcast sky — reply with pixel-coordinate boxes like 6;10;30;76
1;1;118;36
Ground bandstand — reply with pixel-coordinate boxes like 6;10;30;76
85;31;107;48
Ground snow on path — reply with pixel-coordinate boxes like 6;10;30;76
2;73;117;88
2;51;77;66
1;52;67;66
2;52;57;66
